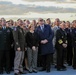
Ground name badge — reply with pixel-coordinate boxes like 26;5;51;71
7;30;10;32
14;28;17;31
20;29;22;33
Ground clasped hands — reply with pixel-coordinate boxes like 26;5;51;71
40;39;48;44
62;43;67;48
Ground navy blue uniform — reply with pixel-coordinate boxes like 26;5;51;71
65;28;73;66
0;27;13;73
72;28;76;69
55;28;67;70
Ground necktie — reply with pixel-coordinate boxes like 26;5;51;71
41;25;44;32
3;26;6;30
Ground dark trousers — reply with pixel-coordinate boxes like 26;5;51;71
10;47;15;70
67;45;73;65
73;47;76;68
37;47;42;67
37;54;42;67
0;50;10;72
56;46;65;69
42;53;53;71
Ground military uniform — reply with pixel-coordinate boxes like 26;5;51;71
55;28;67;70
9;26;15;71
0;26;13;73
65;28;73;66
72;28;76;69
13;26;26;73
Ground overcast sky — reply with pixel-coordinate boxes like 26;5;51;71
0;0;76;20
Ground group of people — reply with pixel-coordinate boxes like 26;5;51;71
0;17;76;75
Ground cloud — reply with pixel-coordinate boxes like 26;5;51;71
23;0;76;2
23;0;54;2
23;0;57;1
0;1;76;15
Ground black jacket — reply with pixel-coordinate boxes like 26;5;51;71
72;28;76;47
25;31;39;48
0;27;13;50
13;26;26;51
55;28;67;49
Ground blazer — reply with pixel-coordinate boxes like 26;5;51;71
25;31;39;48
13;26;26;51
0;27;13;50
35;24;54;55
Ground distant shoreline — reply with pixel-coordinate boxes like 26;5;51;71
0;13;76;22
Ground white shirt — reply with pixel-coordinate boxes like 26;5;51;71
3;26;6;30
40;25;44;31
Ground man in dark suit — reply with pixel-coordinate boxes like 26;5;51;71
35;18;54;72
0;18;13;74
55;22;67;71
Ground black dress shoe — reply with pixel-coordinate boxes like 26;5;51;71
46;68;51;73
57;68;66;71
62;65;66;69
0;71;3;74
33;69;38;73
73;67;76;69
29;71;32;73
68;64;72;66
68;63;72;66
55;65;57;68
6;71;10;74
46;70;50;73
10;68;14;71
14;73;20;75
40;68;46;71
19;71;27;74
